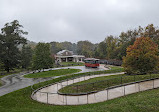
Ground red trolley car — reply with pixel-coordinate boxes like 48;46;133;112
84;58;100;68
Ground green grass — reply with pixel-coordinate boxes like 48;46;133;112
30;66;123;89
1;70;159;112
59;73;159;94
60;62;84;66
24;69;82;78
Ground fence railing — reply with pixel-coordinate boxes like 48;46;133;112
57;71;159;95
31;71;159;105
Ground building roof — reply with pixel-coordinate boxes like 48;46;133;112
57;50;73;55
56;50;85;58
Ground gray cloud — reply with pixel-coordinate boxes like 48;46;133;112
0;0;159;43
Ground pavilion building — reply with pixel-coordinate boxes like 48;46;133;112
55;50;85;63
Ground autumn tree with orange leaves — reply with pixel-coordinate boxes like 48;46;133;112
122;37;159;74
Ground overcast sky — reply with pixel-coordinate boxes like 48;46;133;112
0;0;159;43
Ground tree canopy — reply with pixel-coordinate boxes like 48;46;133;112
77;40;95;57
1;20;159;73
0;20;27;72
21;46;33;69
122;37;159;74
32;43;53;70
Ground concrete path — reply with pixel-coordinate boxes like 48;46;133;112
0;65;107;96
33;72;159;105
32;72;124;105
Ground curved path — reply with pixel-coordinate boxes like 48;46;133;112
33;72;159;105
32;72;124;105
0;65;107;96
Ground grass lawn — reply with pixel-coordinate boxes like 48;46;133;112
59;72;159;94
24;69;82;78
60;62;84;66
1;71;159;112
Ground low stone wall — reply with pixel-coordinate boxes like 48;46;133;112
32;74;159;105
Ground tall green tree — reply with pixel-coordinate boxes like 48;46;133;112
32;43;53;70
77;41;95;57
141;24;159;48
50;41;62;54
21;46;33;69
94;41;107;59
117;29;138;60
0;20;27;72
105;35;119;59
61;41;75;51
0;60;4;71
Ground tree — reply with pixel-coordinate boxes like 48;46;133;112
32;43;53;70
50;41;62;55
21;46;33;69
142;24;159;48
94;41;107;59
117;29;138;60
122;37;159;74
0;60;4;71
0;20;27;72
50;41;77;55
60;41;75;52
77;40;95;57
105;35;119;59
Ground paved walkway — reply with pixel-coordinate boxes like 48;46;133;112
33;72;159;105
32;72;125;105
0;65;107;96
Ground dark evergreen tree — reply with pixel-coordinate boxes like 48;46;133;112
21;46;33;69
0;20;27;72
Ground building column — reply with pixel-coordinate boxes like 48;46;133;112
59;58;62;62
66;58;68;62
73;58;75;62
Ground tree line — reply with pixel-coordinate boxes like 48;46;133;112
0;20;53;72
50;24;159;61
1;20;159;72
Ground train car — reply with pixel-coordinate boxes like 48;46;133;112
84;58;100;68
